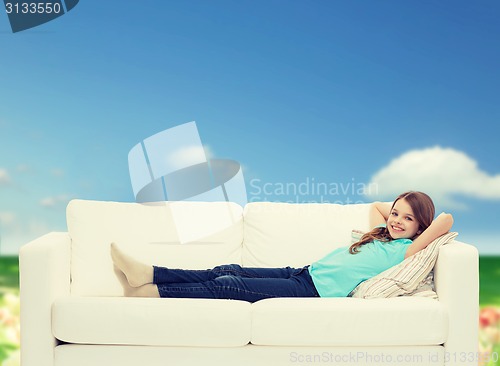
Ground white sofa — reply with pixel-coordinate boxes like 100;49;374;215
20;200;479;366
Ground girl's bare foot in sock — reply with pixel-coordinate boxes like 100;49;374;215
113;265;135;297
128;284;161;298
110;243;154;287
114;265;160;297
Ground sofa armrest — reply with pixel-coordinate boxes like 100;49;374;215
434;240;479;366
19;232;71;366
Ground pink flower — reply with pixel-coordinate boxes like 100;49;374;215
479;307;500;328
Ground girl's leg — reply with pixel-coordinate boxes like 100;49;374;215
156;267;319;302
110;243;230;286
153;264;302;284
110;243;308;293
113;264;160;298
111;243;154;287
213;265;301;279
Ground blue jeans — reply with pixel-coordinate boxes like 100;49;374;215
153;264;320;303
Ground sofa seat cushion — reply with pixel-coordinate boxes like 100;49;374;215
251;297;447;346
52;297;252;347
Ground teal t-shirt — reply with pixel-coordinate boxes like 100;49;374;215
309;234;412;297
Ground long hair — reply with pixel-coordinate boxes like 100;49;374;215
349;191;435;254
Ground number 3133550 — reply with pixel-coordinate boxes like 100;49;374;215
5;2;62;14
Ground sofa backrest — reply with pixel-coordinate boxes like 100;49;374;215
67;200;372;296
67;200;244;296
242;202;371;267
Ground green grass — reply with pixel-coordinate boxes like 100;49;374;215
0;257;19;295
480;256;500;306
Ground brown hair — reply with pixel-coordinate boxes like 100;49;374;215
349;191;435;254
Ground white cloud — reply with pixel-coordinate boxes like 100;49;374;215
16;164;32;173
51;168;65;178
0;168;11;184
364;146;500;209
40;194;72;209
0;212;17;226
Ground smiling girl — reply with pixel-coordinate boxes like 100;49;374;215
309;191;453;297
111;191;453;302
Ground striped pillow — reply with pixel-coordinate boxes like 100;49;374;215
350;231;458;299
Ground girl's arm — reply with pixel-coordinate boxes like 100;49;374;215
369;201;392;228
404;212;454;259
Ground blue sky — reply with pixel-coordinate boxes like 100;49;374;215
1;0;499;254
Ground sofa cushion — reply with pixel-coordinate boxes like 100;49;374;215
67;200;244;296
242;202;372;267
251;297;447;346
52;297;251;347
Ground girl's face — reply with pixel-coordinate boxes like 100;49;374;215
387;198;420;240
